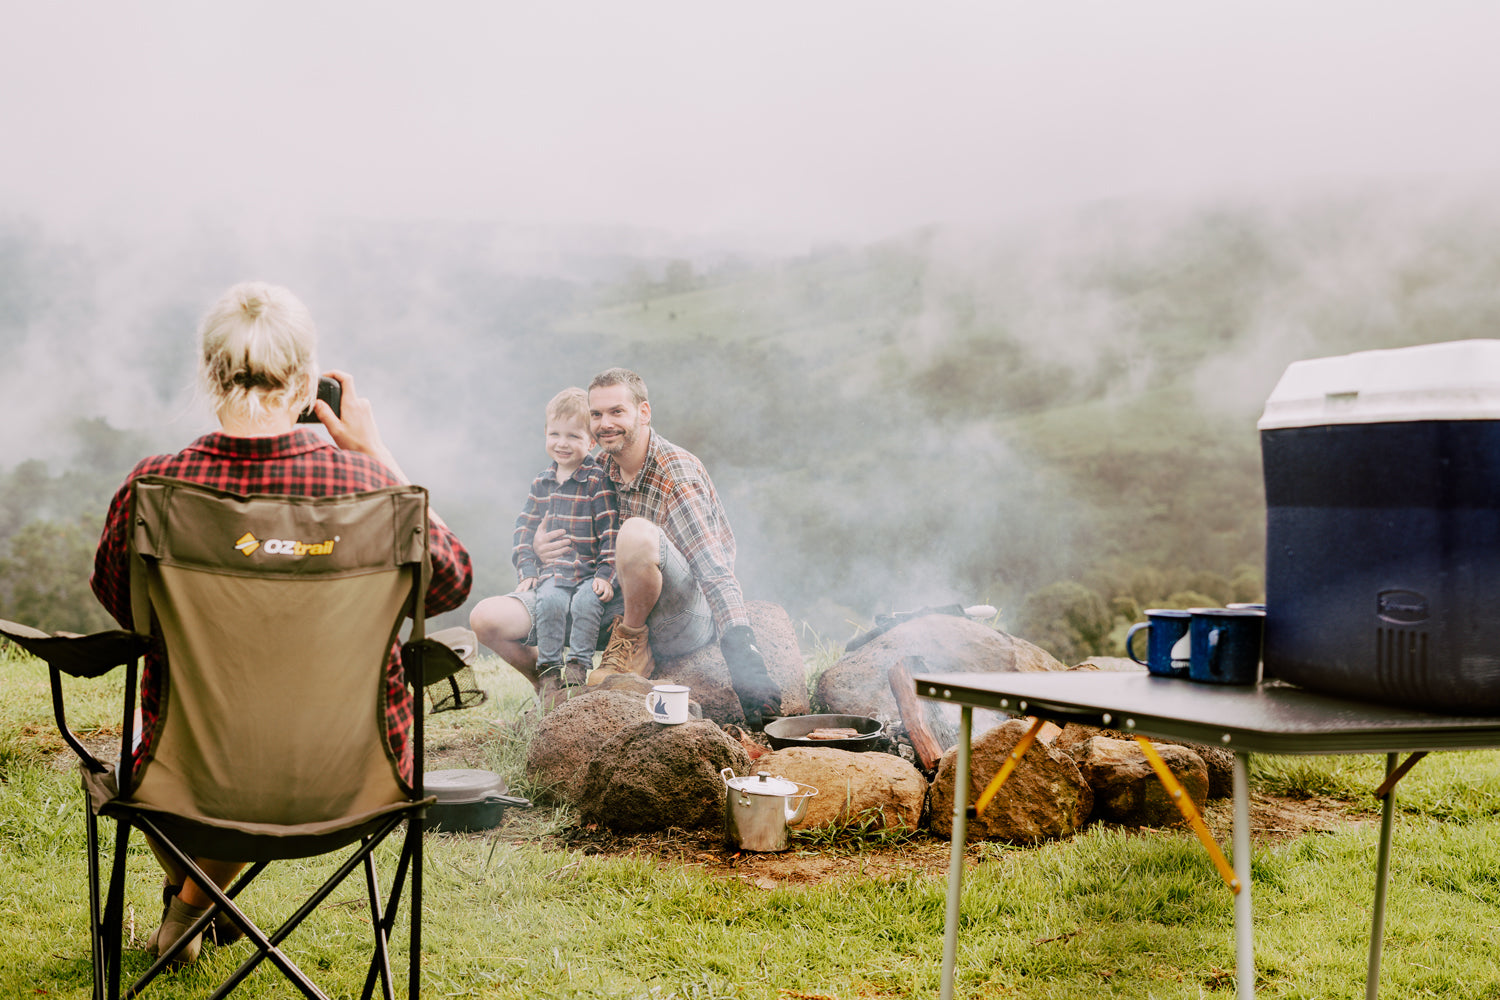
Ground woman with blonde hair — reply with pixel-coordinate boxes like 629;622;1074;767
90;280;472;965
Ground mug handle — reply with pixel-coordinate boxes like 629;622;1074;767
1125;622;1150;666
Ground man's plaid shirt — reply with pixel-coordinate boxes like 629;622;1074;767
512;455;618;587
601;429;749;634
90;429;473;784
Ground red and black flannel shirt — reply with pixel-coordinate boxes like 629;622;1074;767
601;429;749;634
90;429;473;784
512;455;618;588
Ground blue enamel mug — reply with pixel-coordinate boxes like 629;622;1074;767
1125;609;1193;678
1187;607;1264;685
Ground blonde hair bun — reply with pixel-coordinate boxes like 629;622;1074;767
200;281;319;420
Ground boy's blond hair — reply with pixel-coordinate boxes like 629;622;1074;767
545;387;589;428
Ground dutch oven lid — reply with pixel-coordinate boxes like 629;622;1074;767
425;768;508;805
726;771;799;797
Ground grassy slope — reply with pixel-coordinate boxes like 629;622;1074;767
8;643;1500;999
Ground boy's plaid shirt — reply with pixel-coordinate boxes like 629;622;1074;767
90;429;473;784
601;429;749;634
511;455;618;587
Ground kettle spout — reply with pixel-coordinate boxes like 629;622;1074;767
785;783;818;825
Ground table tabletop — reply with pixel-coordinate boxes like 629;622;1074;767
912;671;1500;755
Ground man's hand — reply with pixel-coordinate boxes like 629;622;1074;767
720;624;780;728
592;578;614;602
516;577;539;593
532;526;575;566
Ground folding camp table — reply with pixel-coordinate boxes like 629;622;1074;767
915;671;1500;1000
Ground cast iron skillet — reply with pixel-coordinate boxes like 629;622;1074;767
762;714;884;752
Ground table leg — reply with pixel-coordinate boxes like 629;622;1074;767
1366;752;1397;1000
939;706;973;1000
1234;752;1254;1000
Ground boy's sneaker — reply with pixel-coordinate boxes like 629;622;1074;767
561;661;591;688
591;618;655;683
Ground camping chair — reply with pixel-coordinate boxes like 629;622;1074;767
0;475;470;1000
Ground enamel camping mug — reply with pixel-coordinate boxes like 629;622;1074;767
1187;607;1265;685
1125;609;1193;678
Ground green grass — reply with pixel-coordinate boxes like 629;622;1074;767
7;642;1500;998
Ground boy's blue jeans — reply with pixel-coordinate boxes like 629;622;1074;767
535;577;607;668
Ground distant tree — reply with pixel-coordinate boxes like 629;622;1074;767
0;516;112;633
1162;590;1219;611
1015;581;1115;666
663;259;695;294
0;459;50;538
1230;565;1264;605
1183;571;1233;606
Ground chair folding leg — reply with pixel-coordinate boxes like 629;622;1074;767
410;819;422;1000
125;812;411;1000
84;804;105;1000
361;850;396;1000
103;818;133;1000
361;825;416;1000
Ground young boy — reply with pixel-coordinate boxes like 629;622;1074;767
512;388;618;704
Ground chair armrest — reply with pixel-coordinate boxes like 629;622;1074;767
0;619;145;775
0;618;150;678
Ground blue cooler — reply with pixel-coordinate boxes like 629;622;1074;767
1259;340;1500;714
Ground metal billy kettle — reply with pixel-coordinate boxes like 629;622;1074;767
720;768;818;852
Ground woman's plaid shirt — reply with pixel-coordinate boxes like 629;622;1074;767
602;429;749;634
90;429;473;784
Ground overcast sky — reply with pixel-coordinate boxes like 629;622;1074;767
4;2;1500;245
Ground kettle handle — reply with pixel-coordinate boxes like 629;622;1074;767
720;767;736;786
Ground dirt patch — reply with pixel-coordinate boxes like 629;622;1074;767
1204;790;1371;840
48;717;1371;889
478;789;1371;889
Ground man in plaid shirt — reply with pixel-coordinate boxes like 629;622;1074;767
471;367;780;725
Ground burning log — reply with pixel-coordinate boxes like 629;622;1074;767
888;656;952;771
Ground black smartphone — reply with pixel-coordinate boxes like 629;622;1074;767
297;376;342;423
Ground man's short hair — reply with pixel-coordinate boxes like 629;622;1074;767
545;387;589;427
589;367;648;406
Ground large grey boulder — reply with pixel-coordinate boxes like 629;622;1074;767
1069;735;1208;827
752;747;927;833
525;690;651;805
929;718;1093;844
653;601;809;726
818;615;1065;727
575;719;751;832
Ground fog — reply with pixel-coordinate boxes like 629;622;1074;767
5;4;1500;645
5;4;1500;243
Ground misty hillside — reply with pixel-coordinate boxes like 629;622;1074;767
4;188;1500;661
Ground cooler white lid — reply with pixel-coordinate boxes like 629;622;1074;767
1258;339;1500;429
